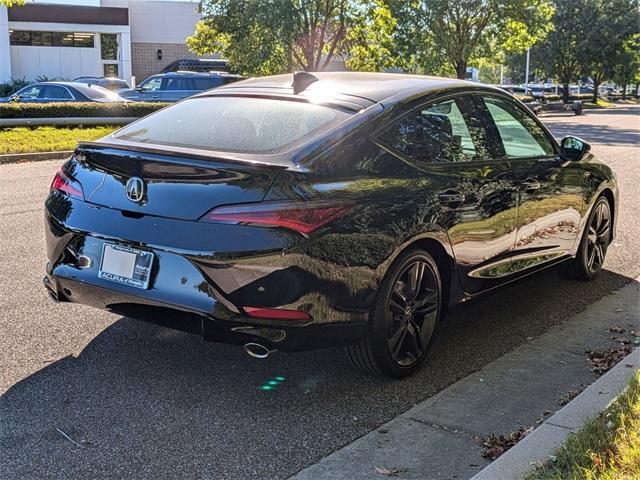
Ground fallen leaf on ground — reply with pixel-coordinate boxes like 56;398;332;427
607;326;625;333
480;426;534;460
586;345;633;374
374;466;407;477
558;390;580;405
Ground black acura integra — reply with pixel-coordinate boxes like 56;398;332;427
44;72;617;378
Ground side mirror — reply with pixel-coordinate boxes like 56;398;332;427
135;85;143;92
561;136;591;161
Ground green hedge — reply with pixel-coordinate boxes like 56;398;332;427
0;102;171;119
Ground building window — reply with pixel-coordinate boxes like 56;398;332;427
103;64;119;77
100;34;118;60
9;30;95;48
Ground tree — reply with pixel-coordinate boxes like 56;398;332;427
0;0;24;6
188;0;387;76
533;0;591;103
612;34;640;99
388;0;554;79
579;0;640;103
344;0;399;71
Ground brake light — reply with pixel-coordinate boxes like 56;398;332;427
202;201;350;235
51;169;84;199
243;307;311;321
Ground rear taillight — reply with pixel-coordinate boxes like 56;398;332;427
202;201;350;235
51;168;84;199
243;307;311;321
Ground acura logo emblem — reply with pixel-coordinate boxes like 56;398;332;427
126;177;146;203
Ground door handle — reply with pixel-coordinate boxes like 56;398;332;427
521;179;541;191
438;191;466;204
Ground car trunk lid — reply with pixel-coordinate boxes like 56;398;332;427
70;144;285;221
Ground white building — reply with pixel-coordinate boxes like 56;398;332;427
0;0;208;84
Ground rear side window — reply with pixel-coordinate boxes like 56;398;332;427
191;77;222;90
42;85;73;100
78;85;119;100
112;96;351;156
377;98;480;164
483;97;555;158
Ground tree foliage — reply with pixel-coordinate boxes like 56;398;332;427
527;0;639;102
579;0;640;102
0;0;25;6
612;34;640;98
188;0;399;75
387;0;554;79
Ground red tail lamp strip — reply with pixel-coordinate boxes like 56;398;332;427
204;202;351;235
50;168;84;199
243;307;311;321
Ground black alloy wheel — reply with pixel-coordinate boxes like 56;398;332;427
345;249;442;378
563;196;612;281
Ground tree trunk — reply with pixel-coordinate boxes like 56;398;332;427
591;80;599;104
634;84;639;98
622;83;627;100
562;83;570;104
455;60;467;80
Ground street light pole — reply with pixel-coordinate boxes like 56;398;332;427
524;47;530;94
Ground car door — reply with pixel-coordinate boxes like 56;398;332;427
376;94;523;294
477;94;584;272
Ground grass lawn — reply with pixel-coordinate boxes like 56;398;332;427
583;99;615;109
526;369;640;480
0;126;118;155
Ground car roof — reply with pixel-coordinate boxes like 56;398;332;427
209;71;496;108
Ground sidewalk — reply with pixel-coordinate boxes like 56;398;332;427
290;279;640;480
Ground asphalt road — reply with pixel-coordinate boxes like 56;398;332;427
1;105;639;480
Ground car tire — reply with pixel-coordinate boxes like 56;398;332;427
562;196;612;281
345;249;442;379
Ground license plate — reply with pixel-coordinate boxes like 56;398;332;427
98;244;154;289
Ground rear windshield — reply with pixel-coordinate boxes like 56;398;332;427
75;84;119;99
111;96;351;154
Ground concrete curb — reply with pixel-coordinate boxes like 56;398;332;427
0;151;72;164
288;280;640;480
470;348;639;480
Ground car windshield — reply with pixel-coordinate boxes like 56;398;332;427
111;96;352;156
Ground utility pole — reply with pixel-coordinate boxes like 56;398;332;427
524;48;530;94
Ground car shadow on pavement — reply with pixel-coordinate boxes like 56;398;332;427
1;267;637;480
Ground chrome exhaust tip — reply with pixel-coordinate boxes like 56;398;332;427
244;343;272;359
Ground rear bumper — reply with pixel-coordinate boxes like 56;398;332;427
43;192;371;351
43;272;366;352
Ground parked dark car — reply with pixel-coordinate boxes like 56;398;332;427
43;72;618;378
119;71;243;102
73;76;130;91
0;81;128;103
